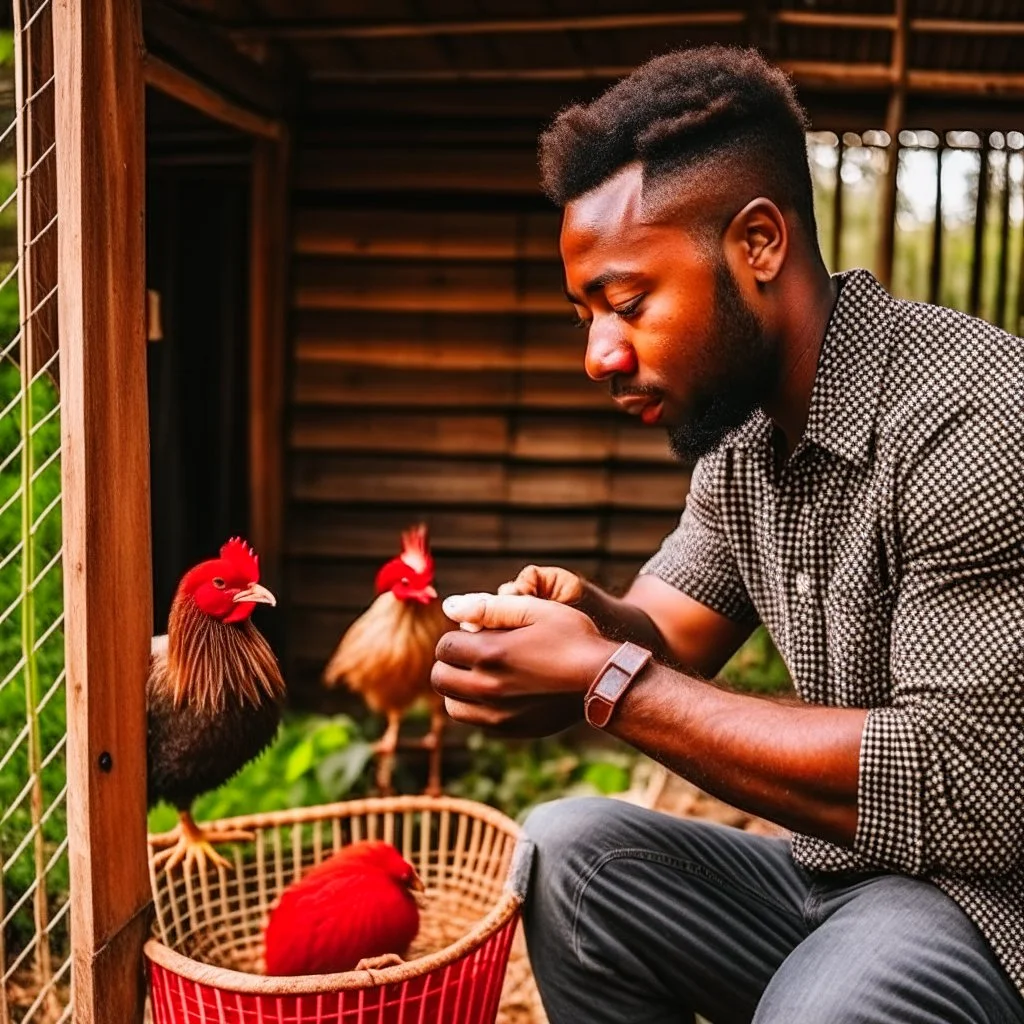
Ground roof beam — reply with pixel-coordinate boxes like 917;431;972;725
142;0;284;120
236;10;745;40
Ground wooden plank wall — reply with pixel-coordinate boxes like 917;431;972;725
284;93;690;699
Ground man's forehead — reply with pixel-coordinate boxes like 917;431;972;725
562;163;646;242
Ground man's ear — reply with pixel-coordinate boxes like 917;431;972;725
724;198;788;286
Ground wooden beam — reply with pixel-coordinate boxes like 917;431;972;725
53;1;151;1022
142;0;282;117
249;131;291;605
239;10;745;40
143;54;283;139
310;64;636;84
774;11;896;30
877;0;908;290
911;18;1024;35
929;142;944;305
969;135;991;317
907;69;1024;97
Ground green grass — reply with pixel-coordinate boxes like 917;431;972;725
0;300;68;957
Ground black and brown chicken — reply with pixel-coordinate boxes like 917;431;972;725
322;524;451;796
148;537;285;873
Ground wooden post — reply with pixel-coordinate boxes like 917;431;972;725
831;135;845;272
929;140;944;305
970;135;990;318
53;1;152;1022
995;140;1012;328
249;131;291;609
877;0;908;289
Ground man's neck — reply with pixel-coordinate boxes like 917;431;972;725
762;260;839;458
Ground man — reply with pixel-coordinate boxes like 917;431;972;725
431;45;1024;1024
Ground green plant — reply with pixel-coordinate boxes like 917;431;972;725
448;731;636;822
147;712;374;833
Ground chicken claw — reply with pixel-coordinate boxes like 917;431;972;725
151;810;252;874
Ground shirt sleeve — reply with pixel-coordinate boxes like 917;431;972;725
855;405;1024;878
639;452;758;625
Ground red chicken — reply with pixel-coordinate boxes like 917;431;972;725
263;840;423;976
322;524;451;796
148;538;286;873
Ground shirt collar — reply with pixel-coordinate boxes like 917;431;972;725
726;269;894;465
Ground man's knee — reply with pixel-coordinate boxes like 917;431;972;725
523;796;611;854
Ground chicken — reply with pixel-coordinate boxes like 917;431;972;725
263;840;423;976
148;537;286;874
322;524;450;796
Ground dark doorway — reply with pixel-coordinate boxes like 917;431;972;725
145;89;253;635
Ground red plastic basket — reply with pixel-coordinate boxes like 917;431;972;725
144;796;540;1024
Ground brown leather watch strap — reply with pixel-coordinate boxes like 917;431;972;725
584;641;653;729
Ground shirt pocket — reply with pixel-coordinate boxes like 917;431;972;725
824;570;896;707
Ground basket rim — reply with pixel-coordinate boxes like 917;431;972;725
145;794;525;994
147;794;522;844
144;891;522;994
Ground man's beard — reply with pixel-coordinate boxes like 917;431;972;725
667;260;776;463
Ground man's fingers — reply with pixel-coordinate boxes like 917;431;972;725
430;659;504;702
442;592;543;631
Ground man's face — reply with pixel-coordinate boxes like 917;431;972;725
561;164;777;462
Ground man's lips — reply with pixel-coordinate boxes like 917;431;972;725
614;394;663;424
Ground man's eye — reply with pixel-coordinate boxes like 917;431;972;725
212;577;225;589
614;296;645;319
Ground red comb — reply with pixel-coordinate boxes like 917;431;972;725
220;537;260;581
399;523;431;574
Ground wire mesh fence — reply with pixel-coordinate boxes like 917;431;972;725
0;1;68;1020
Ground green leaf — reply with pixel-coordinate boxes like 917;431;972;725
283;737;316;782
316;741;373;797
580;761;631;795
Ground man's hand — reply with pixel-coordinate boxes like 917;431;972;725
497;564;584;605
433;593;616;736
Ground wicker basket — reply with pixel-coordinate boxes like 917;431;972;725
144;795;545;1024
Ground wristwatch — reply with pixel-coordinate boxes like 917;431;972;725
584;641;653;728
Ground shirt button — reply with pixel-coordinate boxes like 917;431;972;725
795;572;811;596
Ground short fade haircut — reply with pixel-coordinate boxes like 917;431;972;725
539;45;817;240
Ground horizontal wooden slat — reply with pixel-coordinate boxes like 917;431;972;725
507;464;608;505
288;409;673;463
289;454;690;509
293;256;565;314
291;454;506;504
284;506;683;559
511;415;675;462
297;146;541;193
293;208;560;260
606;511;682;556
292;363;609;410
294;309;583;371
289;410;510;455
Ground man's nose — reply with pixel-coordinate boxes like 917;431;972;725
584;322;637;381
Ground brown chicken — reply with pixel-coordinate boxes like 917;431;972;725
148;537;286;873
322;524;450;796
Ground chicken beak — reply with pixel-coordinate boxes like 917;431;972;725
409;871;425;894
233;582;277;607
423;585;438;600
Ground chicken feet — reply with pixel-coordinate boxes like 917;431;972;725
371;706;446;797
151;809;253;874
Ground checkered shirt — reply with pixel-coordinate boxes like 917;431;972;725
641;269;1024;996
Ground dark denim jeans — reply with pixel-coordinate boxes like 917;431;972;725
522;797;1024;1024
